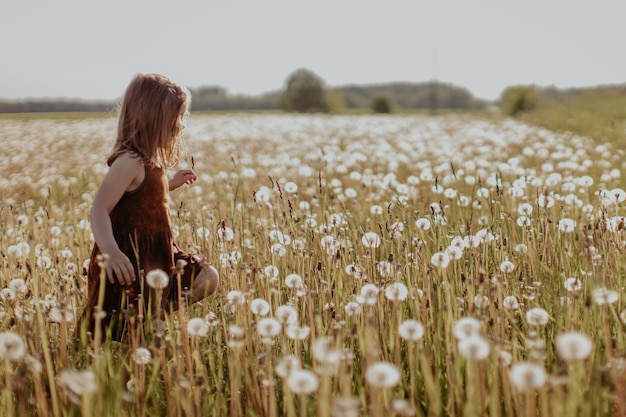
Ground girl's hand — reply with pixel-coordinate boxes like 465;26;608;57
169;169;197;190
104;248;135;286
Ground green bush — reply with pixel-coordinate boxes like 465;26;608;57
371;93;394;113
280;68;328;113
499;85;543;117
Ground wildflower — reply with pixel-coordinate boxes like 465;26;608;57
7;245;22;258
57;369;98;396
500;260;515;273
509;362;547;391
49;306;75;323
196;227;211;239
593;288;619;305
525;307;549;326
320;235;337;255
536;195;554;209
228;325;245;348
385;282;408;302
453;317;481;340
275;305;298;324
285;325;310;340
0;332;26;362
497;349;513;366
24;354;43;374
1;288;16;301
516;216;531;227
518;203;533;216
564;277;582;292
377;261;393;277
227;290;246;307
344;301;362;316
362;232;381;248
398;319;425;342
473;295;490;309
9;278;27;294
415;218;431;231
263;265;279;278
365;362;401;388
332;397;361;417
285;273;303;289
287;369;319;394
257;317;282;342
311;337;341;366
558;218;576;233
146;269;169;289
555;331;593;362
360;284;379;305
515;243;528;253
275;355;301;378
620;309;626;324
390;398;415;416
284;182;298;193
446;245;463;260
271;243;287;257
250;298;271;316
131;347;152;365
187;317;210;336
458;335;490;360
370;205;383;215
503;296;520;310
431;251;450;268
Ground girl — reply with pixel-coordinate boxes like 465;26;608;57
80;73;219;341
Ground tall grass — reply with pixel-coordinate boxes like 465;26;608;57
0;113;624;416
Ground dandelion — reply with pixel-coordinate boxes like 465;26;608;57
390;398;415;416
285;325;310;340
431;251;450;268
320;235;337;255
287;369;319;394
365;362;401;388
146;269;169;289
275;305;298;324
284;181;298;193
518;203;533;216
385;282;408;302
344;301;362;316
497;349;513;366
196;227;211;239
0;332;26;362
9;278;27;294
48;306;75;323
453;317;481;340
558;218;576;232
275;355;301;378
187;317;210;336
1;288;16;301
593;288;619;305
362;231;381;248
271;243;287;257
515;243;528;253
377;260;393;277
447;245;463;260
228;325;245;348
257;317;282;341
458;335;490;360
526;307;549;326
536;194;555;209
57;369;98;396
555;331;593;361
227;290;246;307
360;284;379;305
509;362;547;391
564;277;582;292
415;218;431;231
398;319;425;342
7;245;22;258
131;347;152;365
311;337;341;366
503;295;520;310
263;265;280;278
332;397;361;417
516;216;531;227
500;260;515;273
250;298;271;316
370;205;383;215
285;273;303;289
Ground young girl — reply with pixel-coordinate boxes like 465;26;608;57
80;73;219;341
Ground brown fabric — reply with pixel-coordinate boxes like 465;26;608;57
80;164;204;341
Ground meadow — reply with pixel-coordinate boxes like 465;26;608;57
0;112;625;417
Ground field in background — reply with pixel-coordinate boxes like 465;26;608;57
0;113;625;416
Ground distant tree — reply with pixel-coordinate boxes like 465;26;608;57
280;68;328;113
500;85;543;117
327;88;346;113
371;93;394;113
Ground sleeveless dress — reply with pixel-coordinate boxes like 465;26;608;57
82;163;204;341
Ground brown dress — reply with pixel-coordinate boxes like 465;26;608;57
82;164;204;341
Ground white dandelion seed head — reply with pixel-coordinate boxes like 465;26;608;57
275;305;298;324
146;269;169;289
285;273;303;289
458;335;491;360
48;306;74;323
311;337;341;365
558;218;577;233
453;317;482;340
362;231;382;249
344;301;362;316
384;282;408;302
360;284;379;305
131;347;152;365
370;205;383;215
509;362;547;391
390;398;415;416
564;277;582;292
500;260;515;273
284;181;298;193
525;307;549;326
320;235;337;255
250;298;271;316
555;331;593;362
263;265;280;278
446;245;463;260
593;288;619;305
431;251;450;268
287;369;319;395
473;295;490;309
285;325;310;341
503;296;520;310
187;317;210;336
275;354;301;378
536;195;555;209
518;203;533;216
415;218;431;231
196;227;211;239
0;331;26;362
497;349;513;367
227;290;246;307
398;319;425;342
8;278;27;294
257;317;282;339
365;362;401;388
228;325;245;348
57;369;98;396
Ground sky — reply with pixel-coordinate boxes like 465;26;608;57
2;1;625;102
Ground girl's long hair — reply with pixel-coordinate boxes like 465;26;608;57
107;73;190;168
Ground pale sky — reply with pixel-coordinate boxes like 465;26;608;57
2;0;625;101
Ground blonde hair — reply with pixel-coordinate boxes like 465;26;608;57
107;73;190;168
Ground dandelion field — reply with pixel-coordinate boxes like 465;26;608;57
1;113;625;417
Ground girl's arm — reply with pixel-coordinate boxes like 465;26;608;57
168;169;197;191
90;153;144;286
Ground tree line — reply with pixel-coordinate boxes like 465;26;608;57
0;68;488;114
